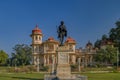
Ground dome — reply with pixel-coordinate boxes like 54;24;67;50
43;37;59;44
32;24;42;34
66;37;76;43
86;41;93;46
48;37;54;41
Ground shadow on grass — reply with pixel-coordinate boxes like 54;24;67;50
12;77;43;80
0;75;43;80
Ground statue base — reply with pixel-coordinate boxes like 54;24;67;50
56;64;71;79
44;46;87;80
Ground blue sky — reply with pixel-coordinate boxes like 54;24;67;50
0;0;120;55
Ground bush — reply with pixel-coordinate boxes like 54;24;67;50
7;65;37;73
113;69;119;73
27;65;36;72
71;64;78;72
40;66;49;71
7;67;15;72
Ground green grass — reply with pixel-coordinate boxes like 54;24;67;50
82;73;120;80
0;72;120;80
0;73;44;80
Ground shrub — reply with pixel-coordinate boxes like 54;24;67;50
40;66;49;71
71;64;78;72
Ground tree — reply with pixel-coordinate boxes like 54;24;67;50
94;34;108;49
94;39;101;49
109;20;120;48
94;20;120;67
94;45;117;66
0;50;8;66
102;34;108;40
11;44;32;66
109;20;120;65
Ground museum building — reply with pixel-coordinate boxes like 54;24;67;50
30;25;96;67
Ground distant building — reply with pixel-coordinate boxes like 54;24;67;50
100;38;114;49
30;25;96;68
76;41;96;67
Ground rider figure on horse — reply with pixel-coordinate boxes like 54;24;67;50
57;21;67;46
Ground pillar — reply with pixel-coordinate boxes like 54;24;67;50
52;55;55;74
37;56;39;72
44;55;46;66
47;55;49;65
78;58;81;72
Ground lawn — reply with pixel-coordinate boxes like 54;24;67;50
0;72;120;80
0;73;44;80
82;73;120;80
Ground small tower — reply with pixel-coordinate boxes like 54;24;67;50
65;37;76;52
86;41;93;52
65;37;76;64
30;25;43;65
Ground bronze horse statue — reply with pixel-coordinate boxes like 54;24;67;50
57;21;67;46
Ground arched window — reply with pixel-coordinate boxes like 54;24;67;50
35;36;37;40
46;44;54;52
49;44;54;50
39;36;41;41
69;45;73;51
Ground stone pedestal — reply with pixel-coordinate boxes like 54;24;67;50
56;46;71;79
56;64;71;79
44;46;87;80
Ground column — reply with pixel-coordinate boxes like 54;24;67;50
90;56;93;65
83;57;85;67
44;55;46;66
78;58;81;72
85;57;87;67
34;56;36;65
68;53;69;64
37;56;39;72
47;55;49;65
72;55;76;64
52;55;55;74
55;55;57;64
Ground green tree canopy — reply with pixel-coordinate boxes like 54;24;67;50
109;20;120;48
102;34;108;40
0;50;8;65
11;44;32;66
94;39;101;49
94;45;117;66
94;20;120;66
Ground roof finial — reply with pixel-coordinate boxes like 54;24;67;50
35;24;39;28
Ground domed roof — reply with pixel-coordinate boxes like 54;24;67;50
86;41;93;46
32;24;42;34
48;37;54;41
42;37;59;44
65;37;76;43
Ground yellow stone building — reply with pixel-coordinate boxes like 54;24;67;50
30;25;96;68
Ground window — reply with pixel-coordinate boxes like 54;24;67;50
35;36;37;40
46;44;54;52
49;44;54;50
69;45;73;51
39;37;41;41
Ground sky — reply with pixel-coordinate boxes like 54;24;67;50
0;0;120;55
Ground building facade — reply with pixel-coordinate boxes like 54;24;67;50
30;25;96;68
